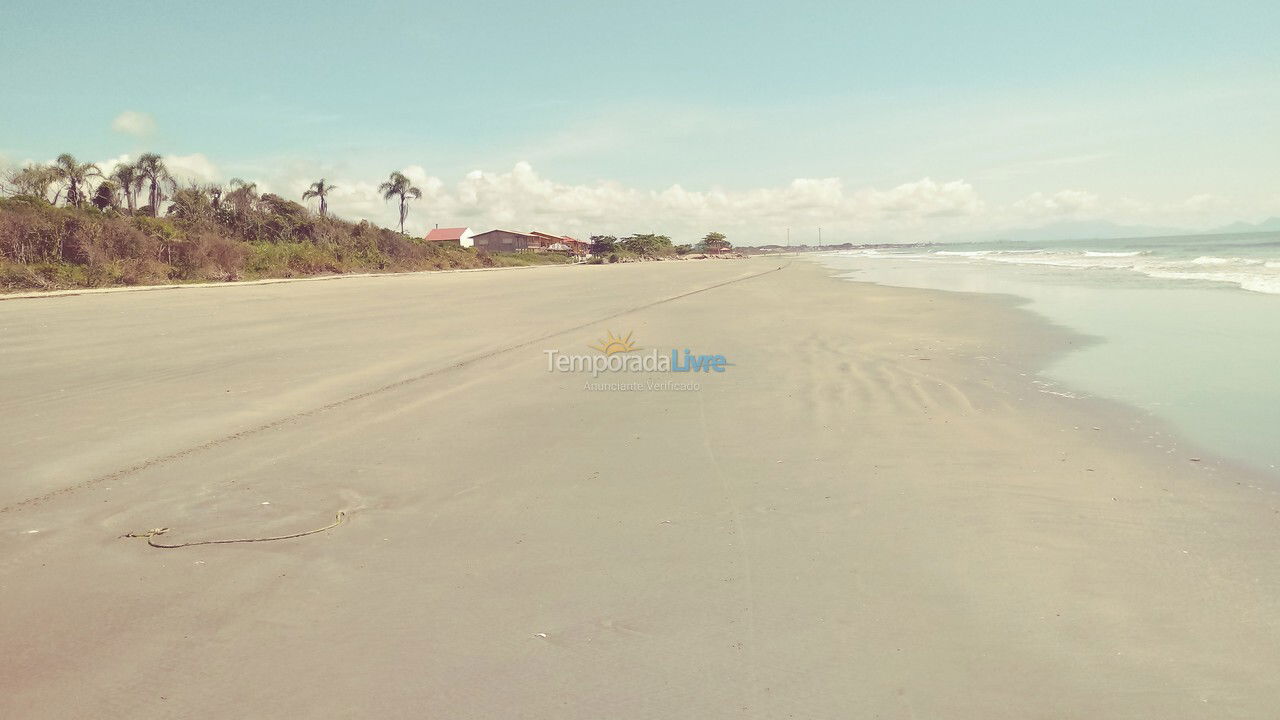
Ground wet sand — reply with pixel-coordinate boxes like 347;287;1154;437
2;259;1278;718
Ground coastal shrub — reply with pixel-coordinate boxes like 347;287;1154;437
0;260;45;290
489;251;574;267
175;231;247;276
0;195;52;211
245;242;342;277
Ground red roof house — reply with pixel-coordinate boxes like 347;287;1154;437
424;227;475;247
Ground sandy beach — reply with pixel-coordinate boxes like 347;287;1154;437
2;258;1278;718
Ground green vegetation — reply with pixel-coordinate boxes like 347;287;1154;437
588;233;678;262
482;250;575;268
619;233;675;257
696;231;731;253
588;235;617;255
0;153;566;292
302;178;336;218
585;231;719;261
51;154;102;209
378;171;422;235
134;153;174;217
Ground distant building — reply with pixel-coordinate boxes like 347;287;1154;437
424;226;475;247
471;229;588;255
471;229;539;252
530;231;588;255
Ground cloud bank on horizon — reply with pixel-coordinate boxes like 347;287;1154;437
1;144;1262;245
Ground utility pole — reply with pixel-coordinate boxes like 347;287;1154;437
818;227;822;251
786;227;790;250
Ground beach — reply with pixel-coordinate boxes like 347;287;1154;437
2;258;1278;717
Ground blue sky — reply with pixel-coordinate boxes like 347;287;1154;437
3;1;1278;242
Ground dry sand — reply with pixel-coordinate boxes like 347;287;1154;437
1;258;1278;718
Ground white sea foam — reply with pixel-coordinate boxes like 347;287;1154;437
1142;269;1280;295
847;244;1280;295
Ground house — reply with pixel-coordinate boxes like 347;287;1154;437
424;226;475;247
471;229;540;252
471;229;588;255
529;231;588;255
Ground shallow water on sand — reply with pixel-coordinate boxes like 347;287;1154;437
817;243;1280;478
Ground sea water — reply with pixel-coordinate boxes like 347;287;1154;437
817;232;1280;477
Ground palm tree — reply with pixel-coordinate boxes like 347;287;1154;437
226;177;259;214
52;154;103;208
302;178;336;218
134;153;175;216
378;171;421;234
206;183;224;211
110;163;142;214
167;183;216;223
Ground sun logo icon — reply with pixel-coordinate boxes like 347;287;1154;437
590;330;639;355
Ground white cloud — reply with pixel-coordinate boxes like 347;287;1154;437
860;178;984;218
65;152;1267;242
95;154;133;176
266;162;992;243
163;153;219;184
1179;193;1228;213
1012;189;1100;217
111;111;156;138
92;153;220;186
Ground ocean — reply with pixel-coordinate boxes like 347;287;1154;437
817;231;1280;477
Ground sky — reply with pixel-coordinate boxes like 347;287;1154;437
2;0;1279;244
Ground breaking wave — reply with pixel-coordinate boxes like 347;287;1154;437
835;238;1280;295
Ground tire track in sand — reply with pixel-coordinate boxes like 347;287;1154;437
3;263;789;515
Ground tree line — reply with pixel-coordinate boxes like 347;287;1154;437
587;230;731;260
2;153;427;234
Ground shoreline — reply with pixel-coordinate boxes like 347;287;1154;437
0;255;749;302
849;262;1279;487
817;257;1280;493
3;258;1278;716
813;251;1280;480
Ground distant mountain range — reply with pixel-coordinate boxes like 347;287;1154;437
1210;216;1280;234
